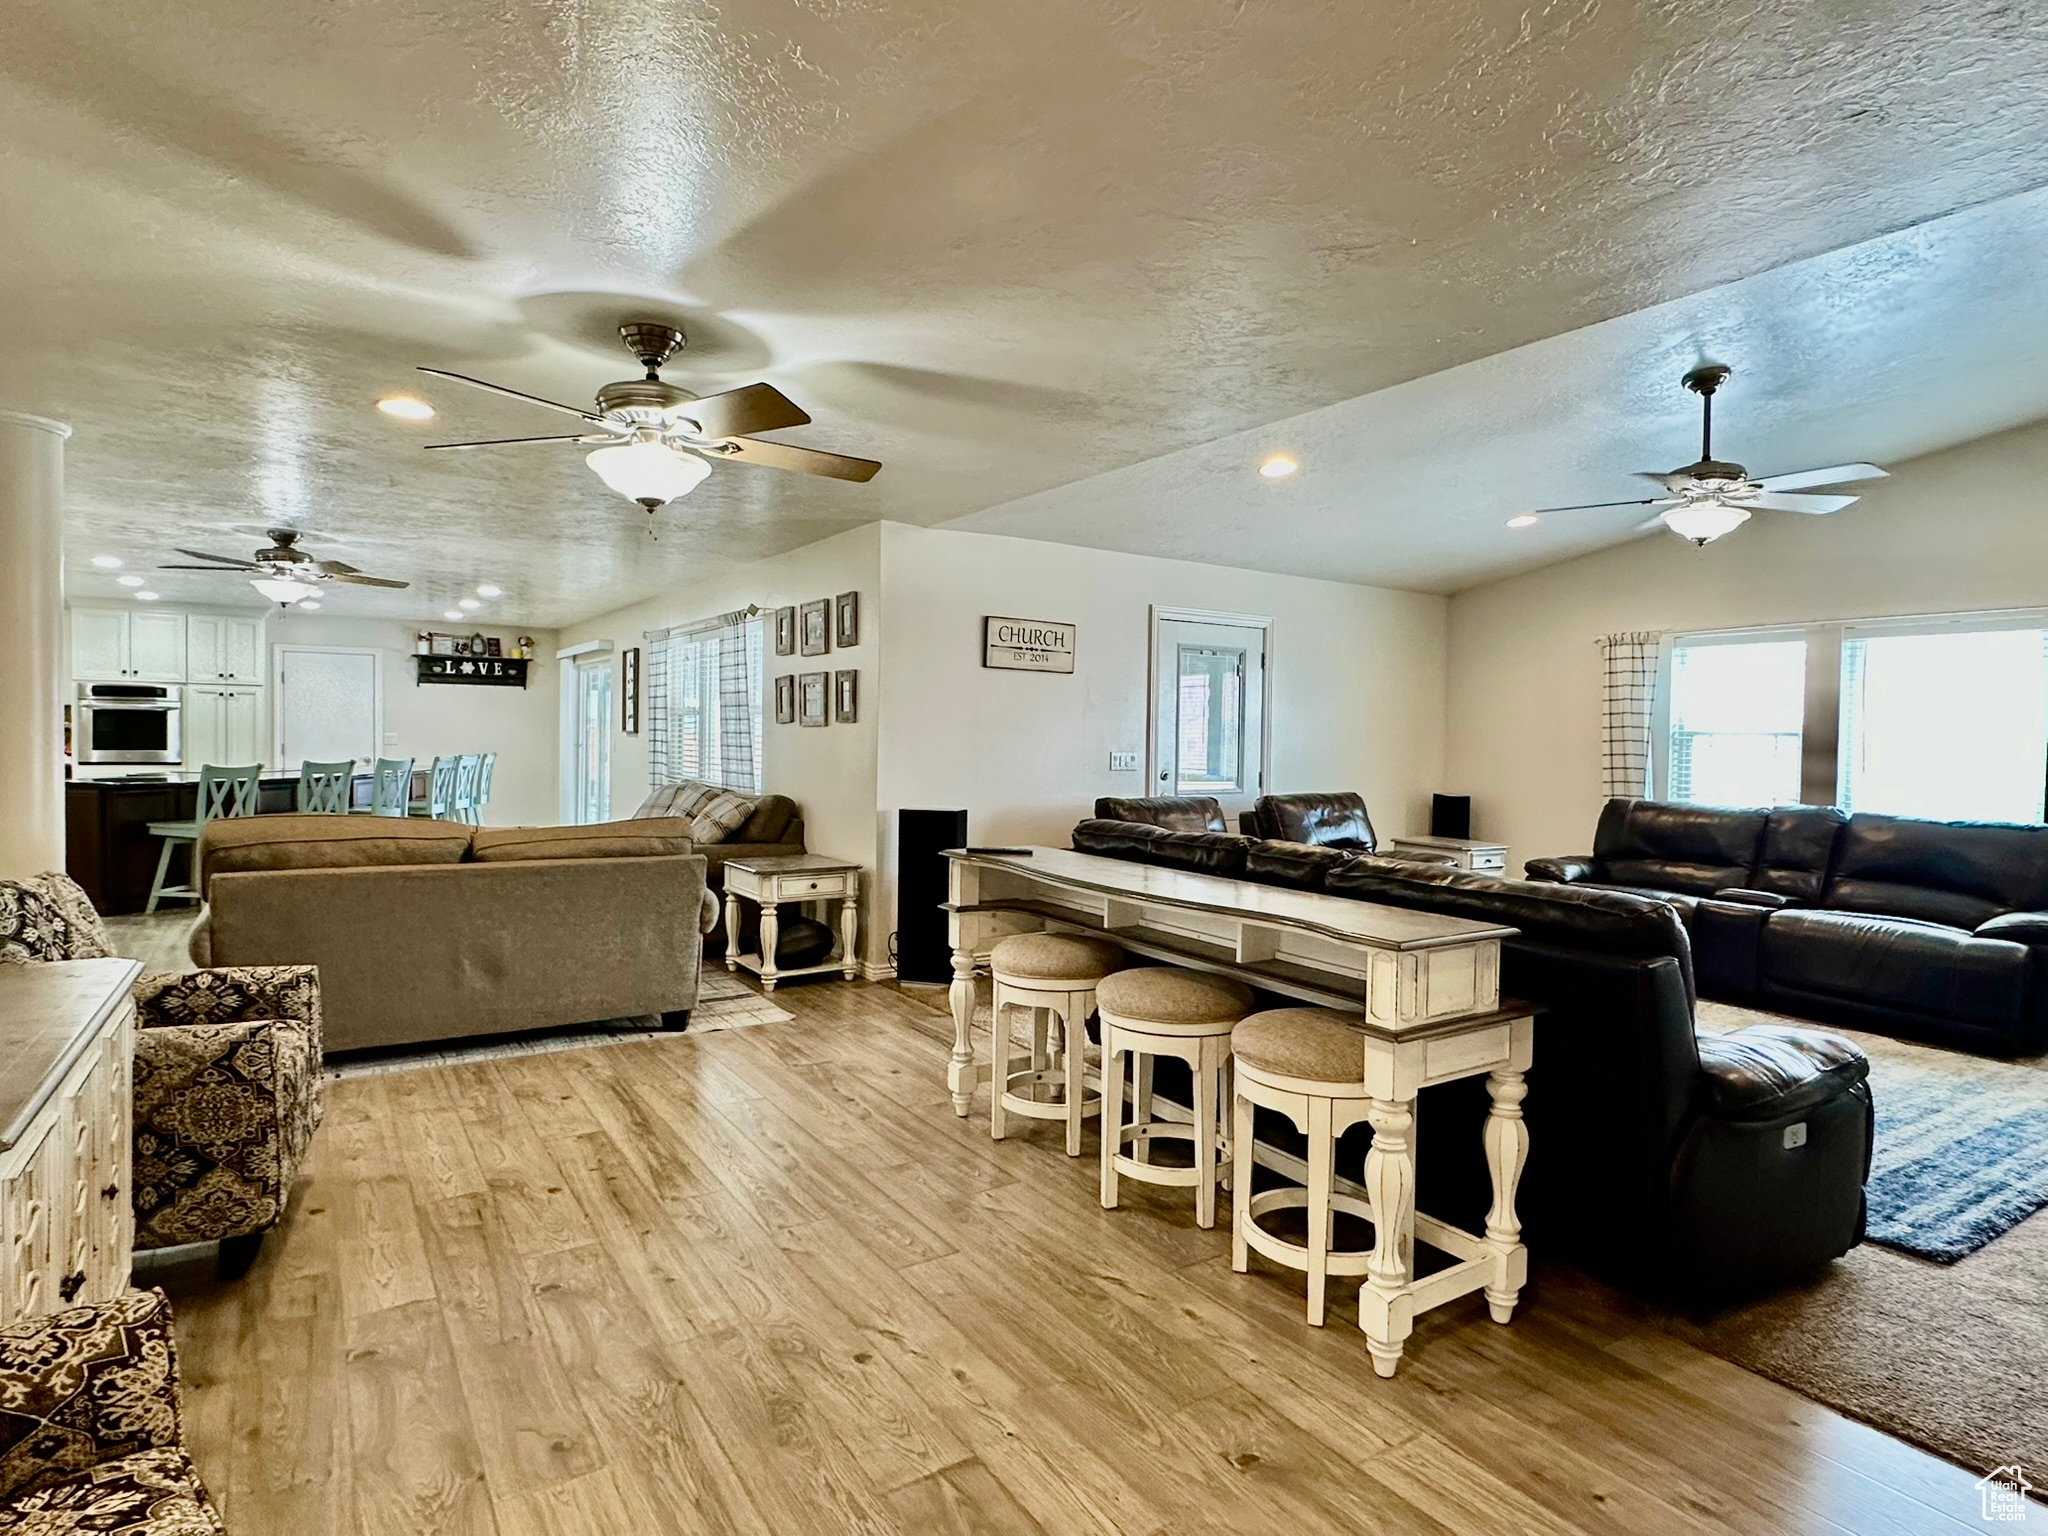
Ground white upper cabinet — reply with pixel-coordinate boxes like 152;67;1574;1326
125;611;188;682
186;614;264;683
70;610;130;680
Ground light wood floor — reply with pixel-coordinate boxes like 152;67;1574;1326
146;971;1991;1534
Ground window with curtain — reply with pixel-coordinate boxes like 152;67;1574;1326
645;612;764;793
1838;624;2048;823
1665;636;1806;807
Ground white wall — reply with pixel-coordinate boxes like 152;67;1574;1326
1445;417;2048;864
873;522;1449;963
556;523;883;947
266;614;561;825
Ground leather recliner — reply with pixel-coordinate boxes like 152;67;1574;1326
1243;791;1378;849
1093;796;1228;832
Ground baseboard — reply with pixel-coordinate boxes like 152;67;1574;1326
860;960;896;982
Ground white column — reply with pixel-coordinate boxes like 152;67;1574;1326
0;413;69;880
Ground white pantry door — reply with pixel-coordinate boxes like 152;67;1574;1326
274;647;380;768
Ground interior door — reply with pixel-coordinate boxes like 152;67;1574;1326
573;659;613;824
1150;611;1269;812
275;647;378;768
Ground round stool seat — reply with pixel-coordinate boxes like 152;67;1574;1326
1231;1008;1369;1087
1097;967;1252;1032
990;932;1124;984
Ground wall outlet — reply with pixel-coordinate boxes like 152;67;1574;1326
1109;751;1139;772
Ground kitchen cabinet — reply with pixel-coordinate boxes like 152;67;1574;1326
187;614;263;683
184;686;264;769
70;608;190;682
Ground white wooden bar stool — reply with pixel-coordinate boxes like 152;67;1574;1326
1230;1007;1379;1331
989;933;1124;1155
1097;967;1254;1228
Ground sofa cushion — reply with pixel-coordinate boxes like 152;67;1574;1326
1592;798;1767;897
1093;796;1226;833
1761;908;2030;1027
0;1445;224;1533
1695;1025;1870;1121
1244;841;1355;891
197;814;472;896
1750;805;1846;903
1250;793;1376;850
689;790;758;844
1821;814;2048;930
1071;819;1252;877
471;820;693;862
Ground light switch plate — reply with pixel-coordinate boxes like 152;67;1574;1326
1109;751;1139;772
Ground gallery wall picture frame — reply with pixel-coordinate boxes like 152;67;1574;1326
798;670;829;726
774;673;796;724
621;647;641;734
834;668;858;723
774;605;796;656
834;591;860;648
799;599;831;656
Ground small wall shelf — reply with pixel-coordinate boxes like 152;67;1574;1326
415;655;528;688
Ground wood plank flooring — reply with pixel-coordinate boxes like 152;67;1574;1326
148;973;1993;1534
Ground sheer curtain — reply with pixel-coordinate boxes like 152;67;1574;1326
645;610;764;792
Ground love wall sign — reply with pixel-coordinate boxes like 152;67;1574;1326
983;617;1075;674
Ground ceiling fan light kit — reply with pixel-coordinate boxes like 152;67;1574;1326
250;575;313;604
419;322;881;522
1508;364;1887;546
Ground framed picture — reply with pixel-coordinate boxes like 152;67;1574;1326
622;647;641;735
431;634;458;656
485;637;503;658
774;673;795;725
799;599;831;656
834;591;859;648
774;605;796;656
798;670;829;727
834;668;858;723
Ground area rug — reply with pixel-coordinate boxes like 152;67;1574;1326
1672;1002;2048;1476
329;969;794;1078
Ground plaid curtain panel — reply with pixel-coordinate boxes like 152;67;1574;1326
645;614;765;793
1599;631;1662;799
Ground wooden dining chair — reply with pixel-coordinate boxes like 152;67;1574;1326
408;755;460;819
296;759;355;814
146;764;261;912
451;753;483;825
363;756;415;818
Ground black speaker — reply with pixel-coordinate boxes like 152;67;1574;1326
1430;794;1471;840
897;809;968;982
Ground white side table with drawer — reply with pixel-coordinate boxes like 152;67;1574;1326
1385;835;1510;874
722;854;863;990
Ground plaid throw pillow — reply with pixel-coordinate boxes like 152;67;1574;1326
632;781;721;821
689;790;758;844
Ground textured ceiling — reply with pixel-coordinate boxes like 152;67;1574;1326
9;0;2048;623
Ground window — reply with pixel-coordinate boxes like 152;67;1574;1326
1838;626;2048;823
1666;636;1806;807
647;614;764;793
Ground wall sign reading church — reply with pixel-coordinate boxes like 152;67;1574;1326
983;616;1076;674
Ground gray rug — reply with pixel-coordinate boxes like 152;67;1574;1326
1681;1002;2048;1476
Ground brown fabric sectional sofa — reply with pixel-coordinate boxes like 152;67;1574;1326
191;815;716;1052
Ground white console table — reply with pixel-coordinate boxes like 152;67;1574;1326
943;848;1534;1370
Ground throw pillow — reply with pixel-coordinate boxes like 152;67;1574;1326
0;881;75;964
689;790;758;844
30;873;112;959
633;781;721;821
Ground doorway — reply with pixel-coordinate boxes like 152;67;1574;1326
572;657;613;824
1148;608;1270;813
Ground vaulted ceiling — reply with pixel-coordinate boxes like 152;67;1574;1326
10;0;2048;623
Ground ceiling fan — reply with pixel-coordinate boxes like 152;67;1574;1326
1508;365;1888;545
159;528;409;605
417;322;882;517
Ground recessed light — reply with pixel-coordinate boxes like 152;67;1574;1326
476;584;502;599
444;610;465;621
134;590;160;602
297;599;322;611
1258;456;1298;479
90;555;122;569
1505;513;1540;529
116;574;144;588
458;597;481;610
377;396;436;421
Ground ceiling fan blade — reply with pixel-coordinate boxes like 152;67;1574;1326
1752;491;1859;514
416;368;608;425
172;547;258;566
325;573;410;589
313;559;361;576
1636;471;1691;491
1525;496;1672;516
422;433;594;451
1754;463;1887;493
709;437;881;482
158;563;257;571
678;382;810;440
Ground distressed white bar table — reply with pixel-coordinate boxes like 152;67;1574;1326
943;846;1534;1369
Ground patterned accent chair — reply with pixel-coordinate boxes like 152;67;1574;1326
0;1288;222;1532
0;874;323;1281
